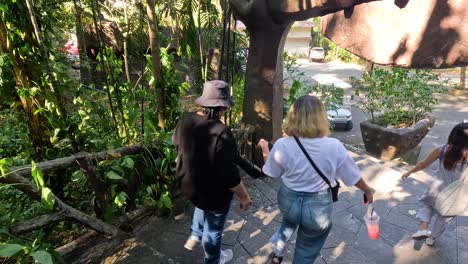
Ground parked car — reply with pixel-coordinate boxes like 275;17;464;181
311;74;353;131
309;47;325;62
327;106;353;131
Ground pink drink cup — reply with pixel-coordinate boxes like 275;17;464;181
364;212;380;240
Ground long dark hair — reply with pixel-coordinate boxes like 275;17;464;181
443;122;468;170
201;107;226;120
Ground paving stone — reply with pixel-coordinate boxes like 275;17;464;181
142;230;204;264
136;216;191;238
332;198;353;213
103;151;465;264
250;205;282;226
278;244;326;264
379;221;413;246
359;164;402;194
352;224;396;263
387;189;421;204
110;243;179;264
236;214;281;244
398;178;428;196
384;208;420;231
328;224;359;245
247;184;276;208
321;243;375;264
347;198;393;223
338;189;364;206
231;197;260;217
239;231;272;263
392;237;448;264
223;211;246;246
231;243;255;264
332;209;362;234
393;203;421;218
253;179;278;203
436;223;458;264
259;176;281;193
322;232;344;249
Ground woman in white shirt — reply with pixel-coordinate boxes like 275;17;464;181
257;95;374;264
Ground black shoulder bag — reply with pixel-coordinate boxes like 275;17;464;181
293;136;340;202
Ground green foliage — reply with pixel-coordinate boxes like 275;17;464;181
0;0;203;258
230;75;245;125
355;68;446;126
283;54;344;116
310;18;361;63
0;243;60;264
143;49;190;134
160;0;221;90
0;110;32;160
31;161;55;210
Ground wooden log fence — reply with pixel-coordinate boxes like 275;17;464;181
2;133;261;259
0;145;145;238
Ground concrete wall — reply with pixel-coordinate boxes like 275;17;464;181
285;26;312;57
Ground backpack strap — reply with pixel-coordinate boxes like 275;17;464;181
293;136;332;189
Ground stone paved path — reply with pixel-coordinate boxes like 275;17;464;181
103;150;468;264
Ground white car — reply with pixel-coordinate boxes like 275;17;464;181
327;107;353;131
311;74;354;131
309;47;325;62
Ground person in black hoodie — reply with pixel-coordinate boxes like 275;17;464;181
173;80;252;264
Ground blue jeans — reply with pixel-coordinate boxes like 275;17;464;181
271;184;333;263
190;207;229;264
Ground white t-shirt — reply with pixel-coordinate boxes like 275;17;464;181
262;136;361;193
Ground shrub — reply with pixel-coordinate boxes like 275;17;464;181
355;68;446;127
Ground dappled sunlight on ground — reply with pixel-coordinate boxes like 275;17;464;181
100;151;467;264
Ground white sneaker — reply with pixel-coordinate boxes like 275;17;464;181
412;230;432;240
425;237;435;246
219;249;233;264
184;235;200;251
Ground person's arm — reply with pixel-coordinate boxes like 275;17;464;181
401;147;440;179
230;181;252;211
257;138;270;162
354;178;374;204
334;142;374;204
236;155;263;179
217;129;252;211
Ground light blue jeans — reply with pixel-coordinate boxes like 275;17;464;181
271;184;333;263
190;207;229;264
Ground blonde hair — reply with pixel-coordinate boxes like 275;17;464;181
282;95;330;138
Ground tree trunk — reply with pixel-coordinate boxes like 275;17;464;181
73;0;91;84
123;0;131;84
365;62;375;74
0;15;50;158
461;66;466;90
76;154;110;217
146;0;166;129
242;24;291;165
25;0;79;152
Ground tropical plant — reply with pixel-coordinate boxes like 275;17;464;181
355;67;446;127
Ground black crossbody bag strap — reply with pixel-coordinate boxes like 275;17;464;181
293;136;332;189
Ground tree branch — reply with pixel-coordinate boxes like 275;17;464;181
1;146;145;236
10;212;66;235
55;197;122;237
4;145;144;179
